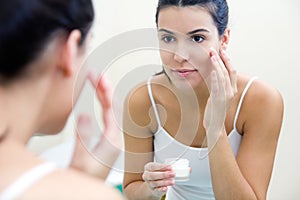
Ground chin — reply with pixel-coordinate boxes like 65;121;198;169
40;123;66;135
169;75;206;90
39;113;70;135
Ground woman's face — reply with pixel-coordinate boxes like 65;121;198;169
157;6;225;89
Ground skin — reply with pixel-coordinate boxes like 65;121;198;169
123;6;283;200
0;30;123;199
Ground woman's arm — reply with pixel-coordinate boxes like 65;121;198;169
122;84;175;200
205;49;284;200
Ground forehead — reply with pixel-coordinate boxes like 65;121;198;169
157;6;217;34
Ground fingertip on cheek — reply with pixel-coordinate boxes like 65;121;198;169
209;47;218;56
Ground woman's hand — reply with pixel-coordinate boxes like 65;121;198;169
70;72;122;179
203;48;237;145
142;162;175;198
88;72;122;151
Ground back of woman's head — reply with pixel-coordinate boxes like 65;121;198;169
0;0;94;84
155;0;229;36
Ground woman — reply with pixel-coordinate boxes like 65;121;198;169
123;0;284;199
0;0;123;199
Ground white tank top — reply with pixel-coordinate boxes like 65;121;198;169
147;77;257;200
0;162;57;200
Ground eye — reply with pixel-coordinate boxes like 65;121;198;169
161;35;176;43
191;35;204;43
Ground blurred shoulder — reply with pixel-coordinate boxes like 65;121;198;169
22;168;124;199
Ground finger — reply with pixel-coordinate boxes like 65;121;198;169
88;72;107;107
215;49;231;91
88;70;98;88
210;70;219;99
88;72;114;128
88;72;112;109
88;71;122;151
210;48;223;95
220;49;237;93
148;179;175;189
143;170;175;182
153;186;168;194
150;186;168;197
210;48;226;92
144;162;172;172
211;48;234;100
98;75;113;108
76;114;93;147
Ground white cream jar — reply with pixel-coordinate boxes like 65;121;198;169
165;158;190;182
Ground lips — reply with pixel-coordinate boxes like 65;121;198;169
173;69;198;77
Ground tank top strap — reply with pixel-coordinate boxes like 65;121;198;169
233;77;258;130
147;77;162;128
0;162;58;200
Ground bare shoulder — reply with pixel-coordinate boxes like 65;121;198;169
22;168;124;200
125;75;166;109
124;75;167;132
124;80;152;127
239;74;284;135
244;76;283;111
125;80;151;112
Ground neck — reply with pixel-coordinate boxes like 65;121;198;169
0;77;51;144
168;78;210;109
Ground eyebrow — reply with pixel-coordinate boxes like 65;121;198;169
187;29;210;35
158;28;210;35
158;28;174;34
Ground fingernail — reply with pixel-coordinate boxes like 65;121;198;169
169;172;176;177
169;180;175;185
209;47;214;55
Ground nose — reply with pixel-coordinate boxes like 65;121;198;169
174;44;189;63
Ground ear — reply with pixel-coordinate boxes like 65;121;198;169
220;28;230;51
59;30;82;77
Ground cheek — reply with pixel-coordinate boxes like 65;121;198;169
73;73;87;103
72;63;89;104
159;50;173;66
189;49;213;78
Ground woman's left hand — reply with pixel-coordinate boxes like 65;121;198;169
203;48;237;144
70;72;122;179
